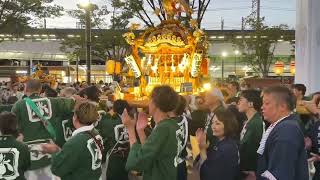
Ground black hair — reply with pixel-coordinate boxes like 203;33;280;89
229;81;240;92
0;112;19;137
79;85;101;102
264;86;296;111
240;90;262;112
7;96;18;104
215;109;239;139
151;85;179;113
174;95;187;116
292;84;306;96
45;86;58;97
113;100;130;115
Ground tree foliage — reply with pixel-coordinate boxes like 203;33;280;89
121;0;211;28
0;0;63;33
60;0;132;63
232;17;290;77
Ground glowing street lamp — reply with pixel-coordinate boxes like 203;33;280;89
79;0;90;8
222;51;228;57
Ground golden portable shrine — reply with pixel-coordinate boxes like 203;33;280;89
122;0;209;98
16;64;57;87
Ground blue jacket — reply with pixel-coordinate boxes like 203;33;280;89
257;114;309;180
200;138;239;180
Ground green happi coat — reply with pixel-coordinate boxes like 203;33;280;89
54;112;75;148
96;113;129;180
11;94;75;170
51;126;103;180
239;112;264;171
0;135;31;180
126;118;179;180
0;104;12;113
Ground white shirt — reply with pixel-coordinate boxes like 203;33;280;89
72;124;94;137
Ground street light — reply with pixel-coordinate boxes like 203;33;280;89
78;0;92;84
221;51;228;82
79;0;90;8
234;50;240;75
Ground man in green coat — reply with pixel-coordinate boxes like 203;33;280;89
11;79;76;180
0;112;31;180
0;104;13;113
122;85;180;180
42;101;103;180
96;99;131;180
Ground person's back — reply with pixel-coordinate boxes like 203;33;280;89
11;79;75;179
97;113;130;180
50;101;103;180
51;129;103;180
123;85;180;180
126;118;179;180
0;112;31;180
96;100;130;180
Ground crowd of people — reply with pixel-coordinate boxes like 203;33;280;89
0;79;320;180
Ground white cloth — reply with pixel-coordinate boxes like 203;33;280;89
204;112;215;134
240;121;248;141
261;170;277;180
257;115;290;155
72;124;94;137
24;165;60;180
100;163;106;180
295;0;320;94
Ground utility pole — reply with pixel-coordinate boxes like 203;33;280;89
85;6;92;84
257;0;261;24
241;17;245;31
221;18;224;30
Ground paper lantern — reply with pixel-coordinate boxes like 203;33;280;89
106;60;121;74
106;60;115;74
200;58;209;75
115;62;121;74
274;61;284;75
290;60;295;75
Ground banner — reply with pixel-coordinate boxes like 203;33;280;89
124;55;142;78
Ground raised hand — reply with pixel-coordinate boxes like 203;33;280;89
136;112;148;132
196;128;207;150
242;171;256;180
308;153;320;163
41;143;60;154
303;101;319;114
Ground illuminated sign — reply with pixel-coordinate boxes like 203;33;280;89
190;53;202;77
125;55;142;78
